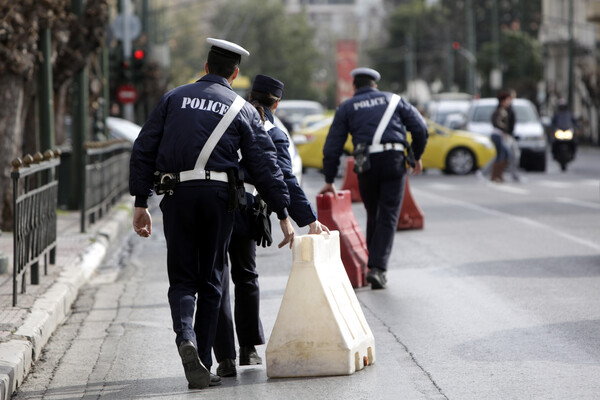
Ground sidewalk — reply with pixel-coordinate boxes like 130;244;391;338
0;197;134;400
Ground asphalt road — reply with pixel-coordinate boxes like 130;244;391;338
13;146;600;400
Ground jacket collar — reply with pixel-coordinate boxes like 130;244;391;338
198;73;233;90
354;86;378;96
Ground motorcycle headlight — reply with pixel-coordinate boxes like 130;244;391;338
554;129;573;140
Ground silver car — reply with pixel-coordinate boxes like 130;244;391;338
465;98;547;171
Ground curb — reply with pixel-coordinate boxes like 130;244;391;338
0;204;132;400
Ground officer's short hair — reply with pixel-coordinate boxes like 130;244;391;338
353;75;376;89
207;50;240;78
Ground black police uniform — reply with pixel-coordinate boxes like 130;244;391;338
322;84;428;275
129;73;290;371
213;106;317;364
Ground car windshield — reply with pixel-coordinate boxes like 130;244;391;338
471;105;495;122
471;103;538;123
513;104;538;122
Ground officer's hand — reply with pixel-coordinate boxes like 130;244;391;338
278;218;295;249
319;183;337;196
308;220;330;235
410;159;423;176
133;207;152;238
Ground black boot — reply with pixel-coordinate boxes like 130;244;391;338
216;358;237;377
366;267;387;290
239;345;262;366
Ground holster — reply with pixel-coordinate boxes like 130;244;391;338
154;171;179;195
226;168;247;212
353;143;371;174
405;144;416;168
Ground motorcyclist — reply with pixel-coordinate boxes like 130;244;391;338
551;99;578;132
550;99;578;171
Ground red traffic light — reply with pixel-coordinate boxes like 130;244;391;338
452;41;460;50
133;49;145;60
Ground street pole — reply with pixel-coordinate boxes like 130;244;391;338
38;27;55;151
465;0;476;95
71;0;88;211
567;0;574;110
122;0;134;121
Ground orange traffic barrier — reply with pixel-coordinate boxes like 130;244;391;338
340;157;362;203
397;176;424;230
316;190;368;288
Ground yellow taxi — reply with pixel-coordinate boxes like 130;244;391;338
292;117;496;175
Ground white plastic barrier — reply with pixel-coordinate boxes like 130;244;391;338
266;231;375;377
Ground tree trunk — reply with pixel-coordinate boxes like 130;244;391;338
0;73;27;231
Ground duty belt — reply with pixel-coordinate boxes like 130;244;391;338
369;143;404;154
154;169;228;195
244;183;257;196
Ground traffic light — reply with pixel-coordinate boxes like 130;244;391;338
132;47;146;83
452;41;461;50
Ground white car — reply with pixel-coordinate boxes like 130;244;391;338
276;100;325;133
273;116;303;185
106;116;142;142
106;116;303;184
465;98;547;171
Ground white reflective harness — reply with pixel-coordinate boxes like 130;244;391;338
178;95;246;183
369;94;405;154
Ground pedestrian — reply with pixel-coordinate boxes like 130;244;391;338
319;67;429;290
129;38;295;390
489;91;512;182
505;89;522;182
213;74;330;377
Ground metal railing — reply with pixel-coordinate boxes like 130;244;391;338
11;150;60;306
81;139;131;232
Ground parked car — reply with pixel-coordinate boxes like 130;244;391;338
464;98;547;171
273;115;303;185
106;116;142;142
426;99;471;129
276;100;325;133
107;116;303;184
292;117;496;175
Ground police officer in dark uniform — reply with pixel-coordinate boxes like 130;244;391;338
213;74;329;377
129;38;295;390
319;67;428;290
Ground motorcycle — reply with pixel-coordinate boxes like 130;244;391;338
551;127;576;171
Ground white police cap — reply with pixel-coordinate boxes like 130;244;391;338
350;67;381;82
206;37;250;57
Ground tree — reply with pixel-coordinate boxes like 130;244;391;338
477;29;542;99
209;0;321;100
371;0;542;98
0;0;108;231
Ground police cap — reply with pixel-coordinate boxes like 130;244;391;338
350;67;381;82
206;38;250;62
252;74;284;98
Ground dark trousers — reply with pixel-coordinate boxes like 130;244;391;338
357;150;407;271
214;204;264;363
161;183;233;370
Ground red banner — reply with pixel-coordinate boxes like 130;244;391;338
336;40;357;106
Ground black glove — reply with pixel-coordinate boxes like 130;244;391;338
252;195;272;247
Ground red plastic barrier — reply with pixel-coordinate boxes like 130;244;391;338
397;176;424;230
316;190;368;288
340;157;362;203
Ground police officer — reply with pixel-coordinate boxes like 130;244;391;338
129;38;295;390
213;74;329;377
319;67;428;290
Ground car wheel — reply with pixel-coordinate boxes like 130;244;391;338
521;151;546;172
445;147;475;175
